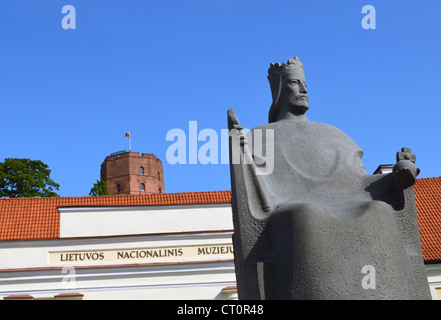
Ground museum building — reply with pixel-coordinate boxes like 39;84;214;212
0;151;440;300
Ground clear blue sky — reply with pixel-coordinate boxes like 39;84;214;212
1;0;440;197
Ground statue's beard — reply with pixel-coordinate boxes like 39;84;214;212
295;104;309;114
270;95;309;122
293;103;309;114
289;99;309;115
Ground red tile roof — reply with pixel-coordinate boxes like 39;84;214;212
415;177;441;263
0;191;231;241
1;180;441;264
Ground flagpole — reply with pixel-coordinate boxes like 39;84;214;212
125;132;131;152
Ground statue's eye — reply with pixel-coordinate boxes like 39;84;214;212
290;80;298;84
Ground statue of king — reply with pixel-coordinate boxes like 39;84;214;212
228;57;431;300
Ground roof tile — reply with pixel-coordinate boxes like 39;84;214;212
415;177;441;263
0;191;231;241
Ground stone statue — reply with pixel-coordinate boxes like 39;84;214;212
228;57;431;300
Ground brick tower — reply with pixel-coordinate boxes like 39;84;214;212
101;151;165;195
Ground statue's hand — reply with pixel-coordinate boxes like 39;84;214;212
393;147;420;189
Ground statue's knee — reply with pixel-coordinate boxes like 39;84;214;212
274;202;324;217
362;200;391;213
295;203;323;214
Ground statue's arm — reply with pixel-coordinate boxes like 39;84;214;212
393;147;420;189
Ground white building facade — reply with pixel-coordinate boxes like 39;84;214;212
0;196;237;300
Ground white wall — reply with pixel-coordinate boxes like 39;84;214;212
426;264;441;300
59;203;233;238
0;232;236;300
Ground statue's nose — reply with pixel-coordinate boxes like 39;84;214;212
299;82;307;93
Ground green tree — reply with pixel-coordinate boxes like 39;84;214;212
0;158;60;198
89;179;109;196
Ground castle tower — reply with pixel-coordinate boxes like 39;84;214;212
101;151;165;195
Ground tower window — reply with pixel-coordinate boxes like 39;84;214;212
140;183;145;191
116;184;121;193
158;172;160;179
140;167;144;175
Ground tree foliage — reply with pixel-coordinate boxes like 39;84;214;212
0;158;60;198
89;179;109;196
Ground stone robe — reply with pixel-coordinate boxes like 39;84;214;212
229;113;431;300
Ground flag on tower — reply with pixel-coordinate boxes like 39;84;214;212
125;132;131;151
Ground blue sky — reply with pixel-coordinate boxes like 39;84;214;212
0;0;440;197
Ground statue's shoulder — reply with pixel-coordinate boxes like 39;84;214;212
250;120;344;134
249;120;358;146
249;122;277;131
308;121;347;133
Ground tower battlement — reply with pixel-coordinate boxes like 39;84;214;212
101;151;164;195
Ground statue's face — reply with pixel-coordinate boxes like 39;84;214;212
281;72;309;114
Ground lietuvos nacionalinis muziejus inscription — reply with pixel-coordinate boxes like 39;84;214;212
228;57;431;300
50;244;234;265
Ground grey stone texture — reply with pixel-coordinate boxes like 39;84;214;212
228;57;431;300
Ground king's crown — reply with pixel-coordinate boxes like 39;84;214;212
268;57;304;79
